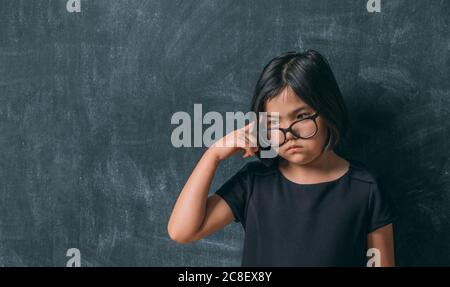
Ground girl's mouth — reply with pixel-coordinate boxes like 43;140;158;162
286;145;304;152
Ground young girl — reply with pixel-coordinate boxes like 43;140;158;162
167;50;397;267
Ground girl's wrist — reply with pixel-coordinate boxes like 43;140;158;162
205;147;224;163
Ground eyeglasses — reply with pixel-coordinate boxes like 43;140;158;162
265;113;320;147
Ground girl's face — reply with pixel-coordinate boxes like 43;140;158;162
264;86;329;165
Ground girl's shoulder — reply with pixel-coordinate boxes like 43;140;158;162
239;159;380;184
347;159;378;184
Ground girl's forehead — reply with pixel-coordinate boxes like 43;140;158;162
264;86;310;112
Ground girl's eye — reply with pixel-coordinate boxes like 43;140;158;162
297;113;308;119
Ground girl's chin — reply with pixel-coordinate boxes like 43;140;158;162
280;153;309;164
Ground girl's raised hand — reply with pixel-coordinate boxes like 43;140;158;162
208;121;259;161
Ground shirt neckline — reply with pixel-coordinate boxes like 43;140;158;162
277;161;352;187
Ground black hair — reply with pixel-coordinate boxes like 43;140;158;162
250;49;349;167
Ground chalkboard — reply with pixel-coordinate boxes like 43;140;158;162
0;0;448;266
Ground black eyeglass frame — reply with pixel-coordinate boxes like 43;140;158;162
267;113;320;147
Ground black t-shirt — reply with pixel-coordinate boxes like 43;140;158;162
214;159;397;267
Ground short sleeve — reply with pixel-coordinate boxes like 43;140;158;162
214;164;251;224
367;181;398;233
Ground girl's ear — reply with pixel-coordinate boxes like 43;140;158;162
321;126;332;152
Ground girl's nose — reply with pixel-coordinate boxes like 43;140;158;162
285;130;295;141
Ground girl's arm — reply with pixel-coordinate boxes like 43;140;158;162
167;122;257;244
367;223;395;266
